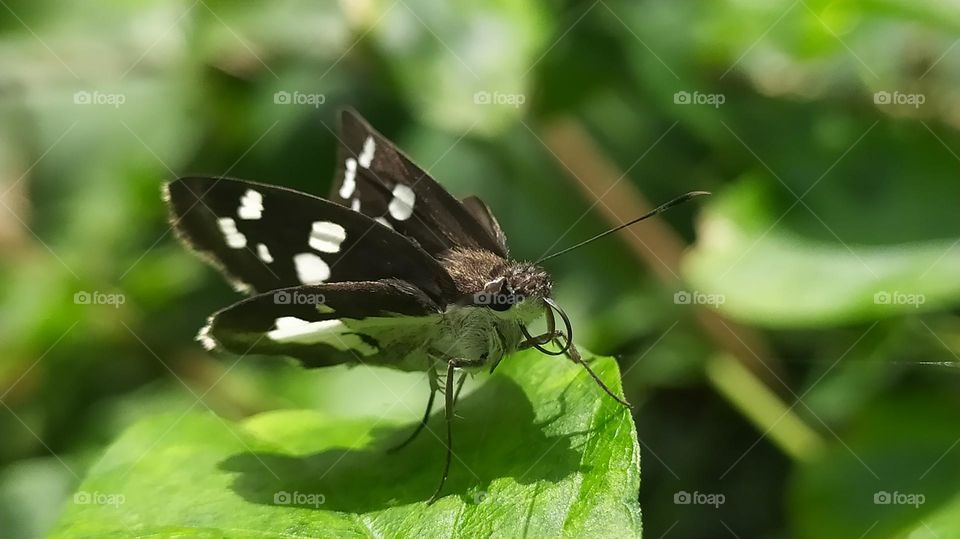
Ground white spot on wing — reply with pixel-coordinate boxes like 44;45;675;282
339;158;357;199
375;217;393;229
217;217;247;249
196;317;217;351
237;189;263;220
256;243;274;263
229;280;253;294
351;198;361;212
293;253;330;284
308;221;347;253
387;184;415;221
358;136;376;168
267;316;376;355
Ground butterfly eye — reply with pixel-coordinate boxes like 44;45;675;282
489;295;514;311
491;284;525;312
474;279;522;311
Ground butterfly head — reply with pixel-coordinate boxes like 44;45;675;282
474;261;552;313
441;248;551;316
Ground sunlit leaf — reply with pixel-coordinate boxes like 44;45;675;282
51;351;641;538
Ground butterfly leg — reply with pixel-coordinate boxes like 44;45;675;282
387;369;440;453
518;332;554;350
518;305;558;351
562;342;632;409
427;359;473;504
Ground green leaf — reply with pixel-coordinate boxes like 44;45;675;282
683;176;960;328
50;350;641;538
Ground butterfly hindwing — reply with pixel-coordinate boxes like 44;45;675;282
200;279;442;368
329;109;508;257
165;176;457;302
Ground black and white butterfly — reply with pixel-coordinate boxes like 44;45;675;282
164;110;705;502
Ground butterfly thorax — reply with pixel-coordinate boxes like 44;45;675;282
424;247;552;367
438;247;552;304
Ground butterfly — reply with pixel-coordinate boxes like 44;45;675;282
164;110;706;502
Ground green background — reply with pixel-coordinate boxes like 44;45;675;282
1;0;959;537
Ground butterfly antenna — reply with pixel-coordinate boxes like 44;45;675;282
535;191;711;264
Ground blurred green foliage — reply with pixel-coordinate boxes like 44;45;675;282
0;0;959;538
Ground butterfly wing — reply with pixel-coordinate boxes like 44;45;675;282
329;109;508;258
460;195;508;255
199;279;441;368
165;176;457;303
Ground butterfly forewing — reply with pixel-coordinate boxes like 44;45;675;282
329;110;508;258
460;195;508;255
201;279;442;369
165;176;457;302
